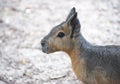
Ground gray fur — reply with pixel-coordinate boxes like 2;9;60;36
78;33;120;79
66;7;76;22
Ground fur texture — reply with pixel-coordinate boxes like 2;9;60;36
41;7;120;84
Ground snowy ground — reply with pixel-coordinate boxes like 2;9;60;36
0;0;120;84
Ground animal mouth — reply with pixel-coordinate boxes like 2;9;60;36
41;46;51;54
41;47;48;53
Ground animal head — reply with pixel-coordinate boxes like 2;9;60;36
41;7;81;54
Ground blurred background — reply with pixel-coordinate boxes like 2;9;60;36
0;0;120;84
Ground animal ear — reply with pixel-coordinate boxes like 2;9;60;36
66;8;81;38
66;7;76;21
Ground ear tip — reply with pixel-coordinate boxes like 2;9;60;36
66;7;77;21
72;7;76;10
72;7;76;12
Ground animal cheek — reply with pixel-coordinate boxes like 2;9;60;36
52;38;64;51
63;40;73;50
47;38;57;51
53;39;63;50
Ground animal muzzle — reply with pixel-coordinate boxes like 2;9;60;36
41;39;48;53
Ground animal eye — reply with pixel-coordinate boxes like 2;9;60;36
57;32;65;38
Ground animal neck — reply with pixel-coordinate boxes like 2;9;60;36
78;33;92;50
67;32;92;59
66;33;91;81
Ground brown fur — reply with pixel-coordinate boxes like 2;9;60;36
68;46;86;82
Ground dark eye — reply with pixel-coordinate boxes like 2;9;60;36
57;32;65;38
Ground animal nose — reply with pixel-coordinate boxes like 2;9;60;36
41;42;45;47
41;39;46;47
